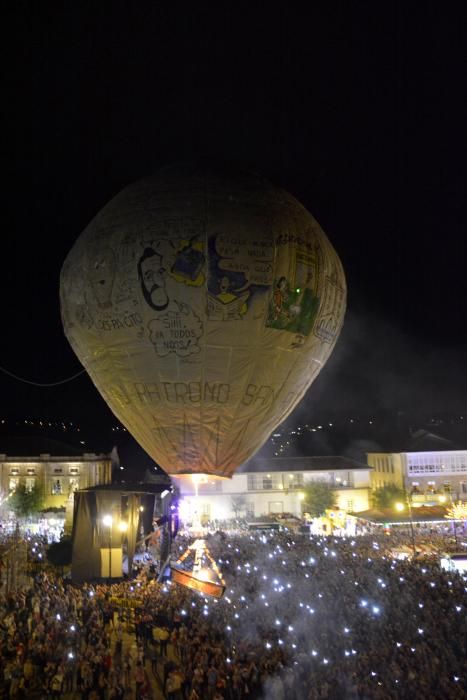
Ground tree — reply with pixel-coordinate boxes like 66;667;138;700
372;484;406;510
9;482;43;519
446;502;467;540
231;495;247;518
46;537;73;571
445;501;467;523
301;482;337;518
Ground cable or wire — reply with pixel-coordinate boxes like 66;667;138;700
0;364;86;387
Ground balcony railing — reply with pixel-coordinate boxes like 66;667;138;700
411;492;465;505
247;478;355;491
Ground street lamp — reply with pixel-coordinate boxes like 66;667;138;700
395;499;416;556
102;514;113;583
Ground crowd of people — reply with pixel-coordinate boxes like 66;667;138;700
0;526;466;699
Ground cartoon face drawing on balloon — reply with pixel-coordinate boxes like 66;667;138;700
137;247;170;312
89;246;116;308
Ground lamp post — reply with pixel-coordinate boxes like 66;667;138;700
118;521;128;582
102;514;113;583
395;497;416;557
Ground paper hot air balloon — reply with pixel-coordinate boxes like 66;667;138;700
60;164;346;479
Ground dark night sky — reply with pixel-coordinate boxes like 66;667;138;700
1;3;466;434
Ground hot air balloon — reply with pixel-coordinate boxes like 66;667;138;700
60;163;346;481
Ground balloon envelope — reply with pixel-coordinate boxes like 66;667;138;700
60;164;346;478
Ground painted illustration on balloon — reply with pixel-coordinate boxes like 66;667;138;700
60;166;346;479
142;222;206;288
207;275;250;321
207;232;272;320
136;233;206;356
137;246;171;312
147;303;203;357
138;234;205;308
88;245;116;309
171;235;205;284
314;268;346;344
266;247;321;336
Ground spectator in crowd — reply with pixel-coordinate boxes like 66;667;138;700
0;525;466;699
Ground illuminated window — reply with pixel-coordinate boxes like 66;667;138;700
9;477;19;492
25;478;35;492
52;479;62;495
247;473;282;490
68;478;80;494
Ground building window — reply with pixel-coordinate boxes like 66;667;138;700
10;469;19;475
247;474;256;490
247;473;282;490
51;479;62;495
25;478;35;492
201;504;210;516
246;503;254;518
27;468;35;475
9;478;19;492
53;468;63;474
461;482;467;494
347;500;354;512
68;478;80;495
290;473;304;487
69;467;79;475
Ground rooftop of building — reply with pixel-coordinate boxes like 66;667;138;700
354;505;451;523
238;455;372;473
79;482;169;495
0;436;110;460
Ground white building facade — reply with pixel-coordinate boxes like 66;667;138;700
368;449;467;503
0;451;112;511
174;456;372;523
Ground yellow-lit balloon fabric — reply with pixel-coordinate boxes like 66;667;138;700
60;165;346;477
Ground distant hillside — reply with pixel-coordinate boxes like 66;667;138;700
1;409;465;478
